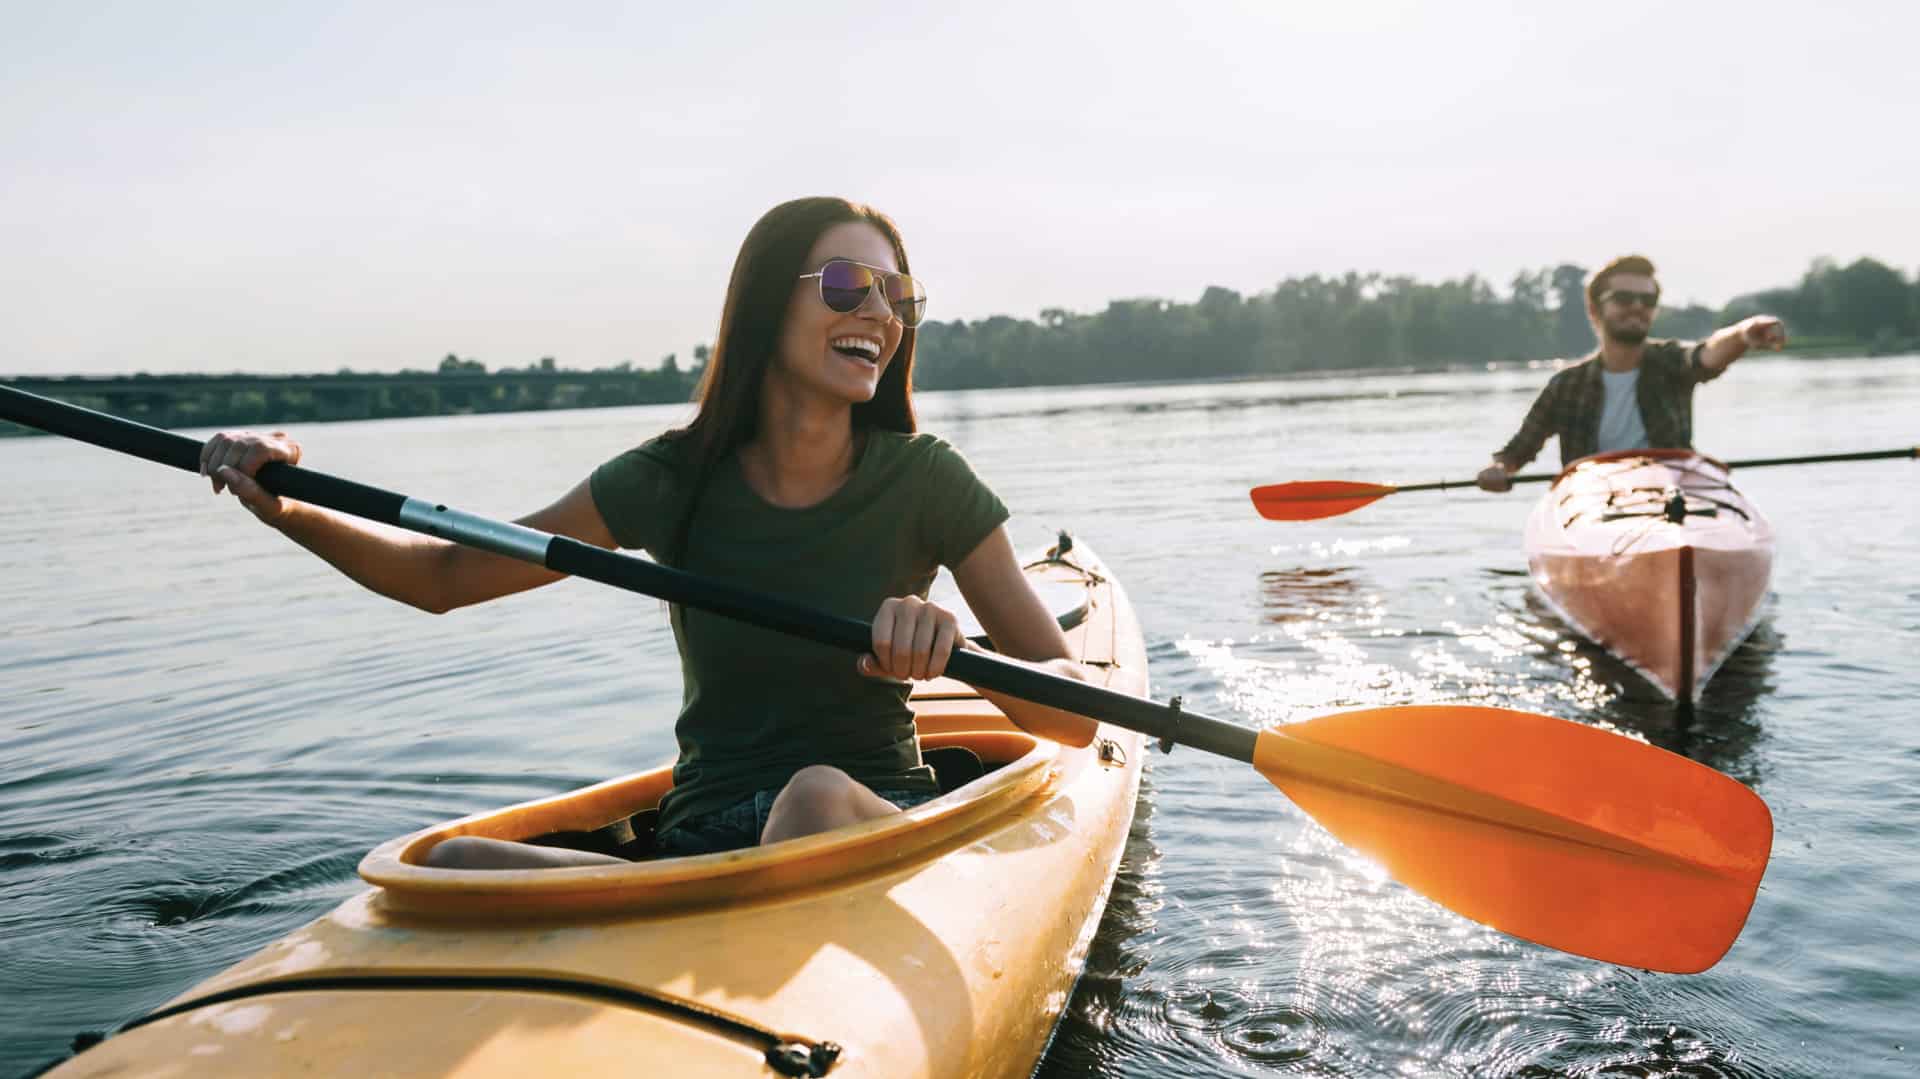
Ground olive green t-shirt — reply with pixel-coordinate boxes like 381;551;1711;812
589;430;1010;836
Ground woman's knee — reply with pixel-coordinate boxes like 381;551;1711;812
763;766;871;842
778;764;860;809
423;836;499;869
422;835;627;870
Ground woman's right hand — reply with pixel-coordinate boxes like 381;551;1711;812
861;594;963;682
199;430;302;524
1475;463;1513;493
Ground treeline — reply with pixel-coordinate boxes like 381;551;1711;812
1718;257;1920;352
0;359;702;436
911;256;1920;389
8;256;1914;437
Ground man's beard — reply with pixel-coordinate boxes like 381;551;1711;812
1604;321;1649;345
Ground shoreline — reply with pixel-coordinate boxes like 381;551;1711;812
4;349;1910;437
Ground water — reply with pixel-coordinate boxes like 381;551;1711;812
4;356;1917;1077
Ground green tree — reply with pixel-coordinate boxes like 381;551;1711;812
1830;257;1915;338
1551;264;1591;357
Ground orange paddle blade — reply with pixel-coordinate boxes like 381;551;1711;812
1249;481;1398;521
1254;705;1771;973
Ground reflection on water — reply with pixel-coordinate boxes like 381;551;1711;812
1033;775;1163;1078
1515;591;1779;782
1685;623;1782;767
1258;566;1366;625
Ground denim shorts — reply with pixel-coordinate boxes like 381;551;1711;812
654;785;940;857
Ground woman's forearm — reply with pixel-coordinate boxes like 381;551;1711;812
972;655;1100;748
269;500;563;613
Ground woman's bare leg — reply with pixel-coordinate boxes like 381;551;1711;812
423;835;629;870
759;765;902;845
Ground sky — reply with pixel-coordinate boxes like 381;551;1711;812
3;1;1916;376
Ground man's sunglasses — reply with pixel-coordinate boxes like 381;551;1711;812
798;259;928;328
1600;288;1660;308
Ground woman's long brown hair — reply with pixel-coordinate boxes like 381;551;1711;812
665;197;919;566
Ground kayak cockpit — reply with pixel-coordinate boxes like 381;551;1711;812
1545;451;1765;550
359;728;1061;919
359;538;1115;920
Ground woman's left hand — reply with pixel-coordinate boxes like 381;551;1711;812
861;595;961;681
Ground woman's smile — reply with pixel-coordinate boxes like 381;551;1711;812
830;334;885;366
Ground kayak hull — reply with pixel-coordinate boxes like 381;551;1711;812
1525;451;1773;703
48;539;1148;1079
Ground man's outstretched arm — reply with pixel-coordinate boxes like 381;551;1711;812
1699;315;1788;374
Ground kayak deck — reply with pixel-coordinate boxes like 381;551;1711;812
47;537;1149;1079
1524;450;1773;703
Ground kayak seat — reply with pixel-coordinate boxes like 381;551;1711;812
526;809;659;861
925;745;987;794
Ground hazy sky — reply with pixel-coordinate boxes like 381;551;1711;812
4;1;1916;376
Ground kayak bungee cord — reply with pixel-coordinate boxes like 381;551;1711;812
88;974;843;1078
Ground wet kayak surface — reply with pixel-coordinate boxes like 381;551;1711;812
5;355;1917;1078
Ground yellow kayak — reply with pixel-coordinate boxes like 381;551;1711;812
48;536;1148;1079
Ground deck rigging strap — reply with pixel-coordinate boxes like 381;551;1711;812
1593;493;1750;524
79;973;844;1076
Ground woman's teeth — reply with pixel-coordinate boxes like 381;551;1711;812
831;337;881;362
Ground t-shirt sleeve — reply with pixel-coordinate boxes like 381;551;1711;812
918;437;1011;569
589;436;686;555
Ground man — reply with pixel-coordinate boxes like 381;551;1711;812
1476;255;1788;491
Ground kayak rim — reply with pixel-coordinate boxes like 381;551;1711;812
359;728;1061;919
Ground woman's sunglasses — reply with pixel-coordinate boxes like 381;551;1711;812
798;259;928;328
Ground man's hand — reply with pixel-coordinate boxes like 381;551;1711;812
1702;314;1788;372
1476;463;1513;492
1740;315;1788;351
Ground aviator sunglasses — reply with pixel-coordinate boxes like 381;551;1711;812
798;259;928;328
1600;288;1660;308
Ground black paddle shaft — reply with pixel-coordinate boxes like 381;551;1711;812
0;385;1261;764
1403;446;1919;494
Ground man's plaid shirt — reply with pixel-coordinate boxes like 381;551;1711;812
1495;339;1724;470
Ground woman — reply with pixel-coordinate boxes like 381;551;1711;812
198;196;1098;868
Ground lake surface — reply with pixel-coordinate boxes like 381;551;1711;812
4;356;1917;1077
